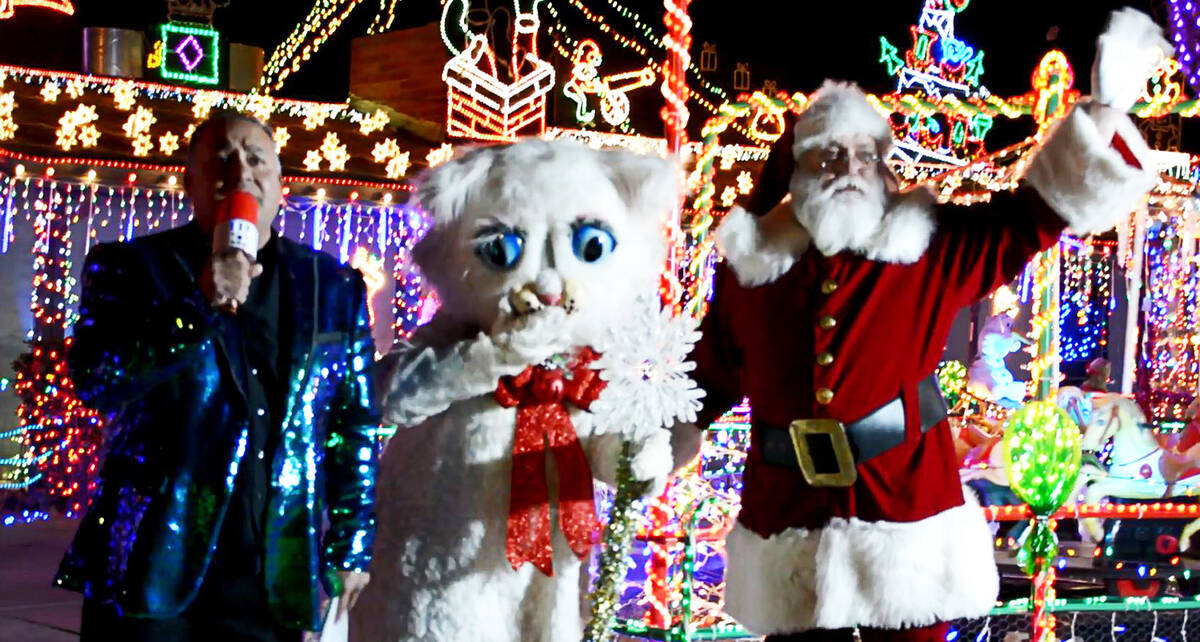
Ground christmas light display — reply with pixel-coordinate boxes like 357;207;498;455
879;0;993;166
562;39;656;128
1135;203;1200;422
1167;0;1200;90
1023;246;1060;401
0;0;73;20
1058;237;1114;365
159;22;220;86
660;0;691;153
260;0;365;93
0;64;431;193
442;4;555;141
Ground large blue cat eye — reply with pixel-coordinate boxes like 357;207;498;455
473;226;525;270
571;222;616;263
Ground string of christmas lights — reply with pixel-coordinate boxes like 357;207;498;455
260;0;366;93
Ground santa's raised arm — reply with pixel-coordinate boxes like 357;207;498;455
687;8;1168;642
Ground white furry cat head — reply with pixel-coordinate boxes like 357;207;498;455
413;139;679;346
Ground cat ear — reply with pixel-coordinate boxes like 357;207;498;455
414;145;496;226
600;150;681;225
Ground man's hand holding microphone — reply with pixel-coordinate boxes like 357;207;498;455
201;190;262;314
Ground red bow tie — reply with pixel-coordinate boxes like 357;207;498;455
494;348;606;576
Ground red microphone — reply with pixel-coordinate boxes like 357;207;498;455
210;190;259;314
212;190;260;261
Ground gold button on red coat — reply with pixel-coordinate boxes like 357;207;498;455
816;352;834;366
821;280;838;295
819;315;837;330
816;388;834;405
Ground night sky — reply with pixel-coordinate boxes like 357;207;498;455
0;0;1179;143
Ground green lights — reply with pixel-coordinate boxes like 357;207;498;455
159;22;220;86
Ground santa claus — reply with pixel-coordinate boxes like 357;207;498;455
687;9;1168;642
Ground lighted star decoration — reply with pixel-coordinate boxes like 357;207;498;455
720;185;737;208
426;143;453;167
246;94;274;122
0;91;14;140
303;149;323;172
303;106;329;131
39;81;60;103
320;132;348;172
55;104;98;151
386;152;410;179
273;126;290;153
132;135;153;156
191;90;219;119
158;131;179;156
64;78;85;99
736;170;754;195
359;109;389;135
111;80;136;111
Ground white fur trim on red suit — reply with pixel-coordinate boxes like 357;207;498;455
722;498;999;635
715;188;936;287
715;204;810;287
1025;100;1156;236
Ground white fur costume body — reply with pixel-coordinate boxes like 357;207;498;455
351;141;697;641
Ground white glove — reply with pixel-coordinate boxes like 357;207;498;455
491;304;572;367
1091;7;1172;110
629;429;673;498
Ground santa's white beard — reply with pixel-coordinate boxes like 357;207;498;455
792;173;886;256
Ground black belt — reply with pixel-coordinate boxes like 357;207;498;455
758;376;947;487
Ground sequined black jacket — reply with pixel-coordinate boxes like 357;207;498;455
54;224;379;630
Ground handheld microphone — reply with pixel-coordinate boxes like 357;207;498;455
212;190;260;261
210;190;259;314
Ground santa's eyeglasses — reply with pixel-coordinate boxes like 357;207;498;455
806;145;882;172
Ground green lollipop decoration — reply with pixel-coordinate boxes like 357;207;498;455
1002;400;1081;575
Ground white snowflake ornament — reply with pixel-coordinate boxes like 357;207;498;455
590;295;705;434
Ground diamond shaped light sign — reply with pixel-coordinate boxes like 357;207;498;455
160;22;219;85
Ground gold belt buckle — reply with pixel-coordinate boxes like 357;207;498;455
788;419;858;487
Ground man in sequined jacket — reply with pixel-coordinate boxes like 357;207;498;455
54;112;379;641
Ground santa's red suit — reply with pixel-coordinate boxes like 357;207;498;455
691;83;1156;636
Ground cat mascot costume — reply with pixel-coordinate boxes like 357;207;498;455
351;139;703;641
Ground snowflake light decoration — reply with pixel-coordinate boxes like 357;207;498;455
273;126;290;153
359;108;389;135
111;80;137;111
0;91;16;140
158;131;179;155
39;81;59;103
191;90;219;119
736;170;754;195
320;132;348;171
426;142;453;167
303;149;323;172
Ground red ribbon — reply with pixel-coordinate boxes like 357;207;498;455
494;348;606;576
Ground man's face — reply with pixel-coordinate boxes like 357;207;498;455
790;132;889;257
799;133;884;193
185;118;282;244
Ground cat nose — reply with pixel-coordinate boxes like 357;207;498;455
533;271;563;306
